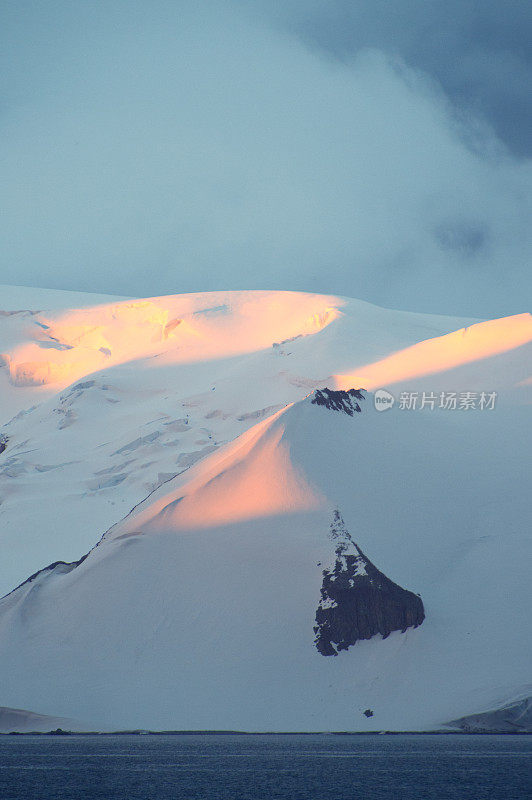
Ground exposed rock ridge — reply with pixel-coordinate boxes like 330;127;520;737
314;510;425;656
311;388;365;415
1;553;90;601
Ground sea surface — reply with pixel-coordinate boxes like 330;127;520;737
0;733;530;800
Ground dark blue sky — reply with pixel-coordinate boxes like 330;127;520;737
1;0;530;318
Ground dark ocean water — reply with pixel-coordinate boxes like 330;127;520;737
0;734;529;800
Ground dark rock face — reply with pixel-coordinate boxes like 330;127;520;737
0;435;7;454
314;511;425;656
311;388;365;415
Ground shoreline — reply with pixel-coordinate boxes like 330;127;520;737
2;729;530;737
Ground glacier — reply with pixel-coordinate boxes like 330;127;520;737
0;285;530;732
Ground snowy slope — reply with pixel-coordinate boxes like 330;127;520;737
0;289;478;596
0;706;84;734
0;287;530;731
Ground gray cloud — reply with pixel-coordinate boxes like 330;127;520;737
0;0;530;318
434;221;488;257
254;0;532;158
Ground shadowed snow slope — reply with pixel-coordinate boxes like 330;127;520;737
0;706;85;734
0;287;530;731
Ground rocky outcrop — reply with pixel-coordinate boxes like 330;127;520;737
311;388;365;415
0;434;7;454
315;511;425;656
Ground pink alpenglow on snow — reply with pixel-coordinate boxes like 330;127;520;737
0;286;530;733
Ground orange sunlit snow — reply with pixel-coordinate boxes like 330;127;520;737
3;292;341;388
121;410;324;533
333;313;532;390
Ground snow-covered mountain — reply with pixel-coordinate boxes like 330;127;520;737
0;285;530;732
